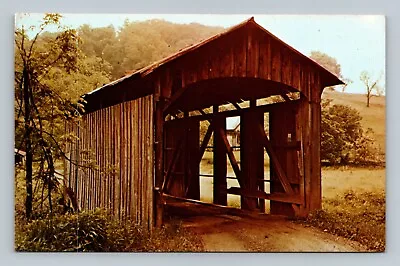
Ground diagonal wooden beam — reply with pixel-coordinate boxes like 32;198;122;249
257;123;300;214
231;102;242;110
257;123;294;195
216;126;245;189
197;121;213;166
198;109;207;116
281;93;291;102
163;85;186;114
162;136;184;192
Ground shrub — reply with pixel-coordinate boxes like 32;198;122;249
321;100;382;165
15;209;203;252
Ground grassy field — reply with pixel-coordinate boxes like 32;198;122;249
199;153;385;211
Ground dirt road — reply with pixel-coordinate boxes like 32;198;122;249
166;200;367;252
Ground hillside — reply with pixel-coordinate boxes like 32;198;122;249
322;89;386;152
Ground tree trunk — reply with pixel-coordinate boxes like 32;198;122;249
23;67;33;220
47;148;54;214
367;92;370;107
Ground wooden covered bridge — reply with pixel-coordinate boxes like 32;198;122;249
64;17;343;230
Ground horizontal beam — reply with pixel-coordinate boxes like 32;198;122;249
227;187;303;205
165;99;300;122
163;193;237;210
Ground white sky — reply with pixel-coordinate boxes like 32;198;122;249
15;14;385;95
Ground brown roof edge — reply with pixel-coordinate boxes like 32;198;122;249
86;16;343;96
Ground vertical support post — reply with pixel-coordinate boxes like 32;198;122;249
240;100;261;211
154;84;164;228
255;102;265;213
185;118;201;200
213;105;227;205
269;106;296;216
310;99;322;210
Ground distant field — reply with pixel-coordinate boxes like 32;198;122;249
322;90;385;152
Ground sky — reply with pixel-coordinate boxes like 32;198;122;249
15;14;386;95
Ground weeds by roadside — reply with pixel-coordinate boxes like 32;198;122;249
304;190;385;252
15;209;204;252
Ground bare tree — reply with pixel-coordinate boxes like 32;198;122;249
340;78;353;93
360;71;384;107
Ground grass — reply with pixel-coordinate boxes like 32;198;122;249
306;189;385;252
306;166;386;252
15;209;204;252
15;164;204;252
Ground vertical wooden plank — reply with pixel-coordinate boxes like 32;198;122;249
143;97;149;228
95;110;99;209
246;25;260;78
271;39;282;83
240;105;261;211
139;98;143;225
133;99;138;222
119;103;124;220
301;65;312;214
111;105;116;217
258;35;272;80
100;110;104;211
148;95;154;230
76;121;81;209
122;102;127;220
103;107;108;210
291;60;301;90
186;120;200;200
295;102;306;213
233;29;248;77
269;107;297;216
213;105;227;205
126;102;131;219
154;79;164;227
83;115;86;209
107;107;111;211
99;108;103;209
281;47;292;86
310;71;322;211
86;114;90;211
115;104;121;220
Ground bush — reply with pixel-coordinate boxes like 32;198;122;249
305;190;385;252
321;100;382;165
15;209;203;252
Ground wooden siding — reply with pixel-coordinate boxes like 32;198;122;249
159;24;327;114
65;95;154;230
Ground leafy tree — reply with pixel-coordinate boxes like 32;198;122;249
321;100;379;165
107;19;224;79
360;70;384;107
310;51;348;92
14;14;105;219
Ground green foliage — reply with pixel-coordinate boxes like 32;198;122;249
310;51;342;79
321;99;382;165
77;20;224;79
15;209;203;252
305;190;385;252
